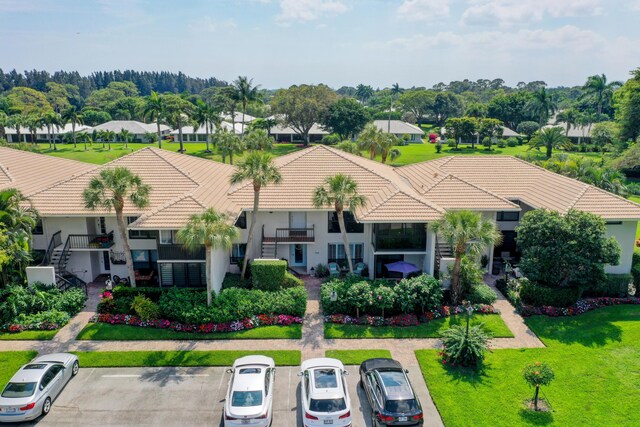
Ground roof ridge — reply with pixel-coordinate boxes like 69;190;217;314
320;145;402;187
26;160;102;199
565;184;591;212
572;183;640;210
131;193;205;227
436;174;520;209
359;187;445;218
144;148;200;186
421;173;450;193
0;162;14;183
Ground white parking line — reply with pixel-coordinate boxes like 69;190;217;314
101;374;210;378
101;374;142;378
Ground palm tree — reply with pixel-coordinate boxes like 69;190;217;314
388;83;404;132
163;95;194;153
526;88;556;128
143;91;166;149
555;109;578;136
0;188;38;285
8;115;25;143
529;126;572;158
0;188;38;234
378;134;401;164
61;106;83;148
233;76;260;136
312;174;366;273
0;111;7;141
230;152;282;279
104;130;116;151
193;99;220;153
430;210;502;304
215;129;245;165
355;84;374;105
357;123;384;160
77;132;92;151
244;129;273;151
82;167;151;287
178;208;239;305
25;113;42;144
119;128;133;149
42;111;61;150
582;73;623;115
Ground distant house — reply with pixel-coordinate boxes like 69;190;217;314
501;126;522;138
270;123;329;143
543;123;592;143
373;120;425;143
4;123;92;143
170;122;242;142
222;112;255;124
91;120;170;142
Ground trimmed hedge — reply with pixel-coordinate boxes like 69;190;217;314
467;283;497;305
283;272;304;288
519;279;581;307
221;273;251;290
584;274;632;298
251;259;287;291
632;250;640;295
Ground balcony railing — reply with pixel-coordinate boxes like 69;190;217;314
68;232;115;249
158;244;205;260
373;228;427;251
262;226;315;244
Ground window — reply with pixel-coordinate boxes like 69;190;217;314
231;244;246;264
98;217;107;234
1;382;37;398
235;211;247;229
231;391;263;407
265;369;271;395
496;211;519;221
159;262;206;287
33;219;43;235
328;211;363;233
127;216;154;239
159;230;178;244
328;243;364;267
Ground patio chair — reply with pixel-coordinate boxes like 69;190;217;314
353;262;366;276
328;262;340;277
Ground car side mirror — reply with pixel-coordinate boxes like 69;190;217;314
297;372;303;377
405;369;409;373
343;370;349;375
226;368;234;374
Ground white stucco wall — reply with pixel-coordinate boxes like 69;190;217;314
605;221;637;274
211;247;229;294
26;266;56;286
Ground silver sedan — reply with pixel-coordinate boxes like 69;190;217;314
0;353;79;423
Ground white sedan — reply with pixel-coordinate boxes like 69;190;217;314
224;355;275;427
300;358;352;427
0;353;79;423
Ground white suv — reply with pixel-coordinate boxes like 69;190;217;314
224;356;275;427
300;358;352;427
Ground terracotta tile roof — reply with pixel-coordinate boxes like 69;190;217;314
399;156;640;219
420;174;519;211
131;195;206;229
0;147;95;196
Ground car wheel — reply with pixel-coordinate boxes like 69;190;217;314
42;397;52;416
370;412;378;427
358;379;363;390
72;360;79;376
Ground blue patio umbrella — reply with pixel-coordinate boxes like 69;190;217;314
384;261;420;277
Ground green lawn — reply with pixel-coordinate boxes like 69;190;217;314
324;313;513;339
36;142;303;165
72;350;301;367
325;350;392;365
0;351;38;389
76;323;302;340
0;329;59;340
416;305;640;427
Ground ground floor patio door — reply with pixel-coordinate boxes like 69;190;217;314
290;244;307;267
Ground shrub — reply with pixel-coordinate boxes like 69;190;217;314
523;362;555;411
345;281;373;317
16;309;70;326
282;272;304;288
158;288;207;322
111;286;166;302
632;250;640;294
221;273;251;290
497;138;507;148
585;274;632;298
507;137;518;147
251;259;287;291
53;289;86;315
458;256;484;295
373;286;395;317
0;284;86;325
519;279;581;307
435;142;443;153
321;134;341;145
440;324;490;368
395;275;443;314
314;263;329;278
320;278;352;315
467;283;497;305
130;295;160;321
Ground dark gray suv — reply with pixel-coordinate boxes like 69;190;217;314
359;359;424;427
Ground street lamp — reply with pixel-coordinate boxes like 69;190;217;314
464;300;473;337
504;261;513;282
331;291;338;302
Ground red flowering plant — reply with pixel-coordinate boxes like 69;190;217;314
519;297;640;318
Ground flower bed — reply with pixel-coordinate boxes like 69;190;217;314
520;296;640;317
324;304;498;327
2;321;61;333
89;313;303;334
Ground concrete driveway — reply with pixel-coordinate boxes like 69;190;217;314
19;365;437;427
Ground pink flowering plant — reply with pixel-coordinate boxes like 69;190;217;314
519;296;640;317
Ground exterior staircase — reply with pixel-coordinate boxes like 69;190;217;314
261;242;277;258
434;237;453;279
41;231;87;294
50;247;71;275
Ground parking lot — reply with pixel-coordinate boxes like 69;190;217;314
16;365;437;427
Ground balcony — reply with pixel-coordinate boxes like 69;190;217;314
68;232;115;250
373;224;427;252
262;225;315;244
157;244;205;260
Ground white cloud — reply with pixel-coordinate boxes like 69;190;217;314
374;32;463;50
461;0;603;26
630;0;640;11
188;16;237;33
276;0;348;23
396;0;451;21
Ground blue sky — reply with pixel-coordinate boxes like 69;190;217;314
1;0;639;89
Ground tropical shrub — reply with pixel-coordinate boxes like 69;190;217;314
345;281;373;318
221;273;251;290
584;274;632;298
519;279;581;307
251;259;287;291
130;295;159;321
373;285;395;318
467;283;497;305
314;263;330;278
523;362;555;411
395;275;443;314
282;272;304;288
440;324;490;368
633;250;640;295
16;309;70;326
111;286;167;302
507;137;518;147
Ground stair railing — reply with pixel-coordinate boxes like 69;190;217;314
40;230;62;266
57;236;71;274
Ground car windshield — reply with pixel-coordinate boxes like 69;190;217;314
1;382;37;398
231;390;263;407
309;398;346;413
385;399;419;413
313;368;338;389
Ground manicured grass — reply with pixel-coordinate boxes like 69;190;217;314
324;313;513;339
325;350;392;365
0;351;38;388
416;305;640;426
0;329;59;340
76;322;302;340
72;350;301;367
36;142;303;165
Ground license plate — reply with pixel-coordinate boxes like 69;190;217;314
398;416;408;421
324;420;333;425
241;420;251;425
